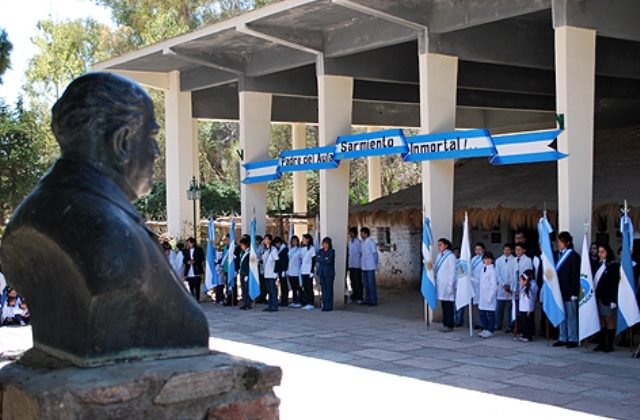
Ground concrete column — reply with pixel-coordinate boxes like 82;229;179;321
419;52;458;322
239;91;272;235
165;70;198;240
318;74;353;309
555;26;596;248
292;123;308;238
366;126;383;202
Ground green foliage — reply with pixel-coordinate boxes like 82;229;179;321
0;28;12;84
134;181;167;220
25;18;116;106
200;182;240;216
0;99;58;231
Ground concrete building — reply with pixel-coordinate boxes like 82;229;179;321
96;0;640;312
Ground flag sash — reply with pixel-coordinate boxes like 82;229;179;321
555;249;573;271
434;250;453;275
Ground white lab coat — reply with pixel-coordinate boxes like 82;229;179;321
471;254;484;304
478;264;499;311
348;238;362;269
495;255;516;301
288;246;303;277
435;251;457;301
262;246;279;279
300;246;315;275
513;254;533;291
361;237;378;271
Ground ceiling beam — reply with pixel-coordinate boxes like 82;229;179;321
553;0;640;42
180;67;238;92
236;22;323;54
165;47;244;75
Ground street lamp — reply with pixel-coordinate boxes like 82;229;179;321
186;176;202;241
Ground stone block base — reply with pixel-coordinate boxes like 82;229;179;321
0;351;281;419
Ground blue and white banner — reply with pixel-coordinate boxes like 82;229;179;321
279;146;338;172
204;219;219;292
242;159;280;184
405;129;495;162
248;217;261;301
421;216;437;310
240;127;566;183
490;129;566;165
537;216;566;327
334;129;407;160
617;214;640;334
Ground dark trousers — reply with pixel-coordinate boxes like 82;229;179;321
214;285;225;303
225;274;238;305
349;268;363;301
279;274;289;305
266;277;278;310
288;275;301;304
479;309;495;332
320;274;334;311
302;274;314;307
187;276;201;302
241;276;252;308
519;311;533;340
441;300;454;328
256;274;267;303
1;314;27;326
362;270;378;305
455;306;466;327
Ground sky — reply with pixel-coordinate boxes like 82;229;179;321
0;0;113;104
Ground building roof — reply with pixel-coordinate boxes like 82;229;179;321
95;0;640;130
350;124;640;229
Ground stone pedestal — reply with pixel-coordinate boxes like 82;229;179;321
0;351;281;420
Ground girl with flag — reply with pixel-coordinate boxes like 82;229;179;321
435;238;457;332
593;244;620;352
262;234;280;312
287;235;303;308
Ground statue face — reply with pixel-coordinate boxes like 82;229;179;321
125;99;160;199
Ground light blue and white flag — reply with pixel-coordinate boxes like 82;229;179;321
248;217;261;300
242;159;281;184
405;129;495;162
204;219;219;292
335;129;408;160
490;129;566;165
617;213;640;334
420;216;437;309
579;232;600;342
314;215;321;254
227;218;236;296
537;216;565;327
455;212;475;311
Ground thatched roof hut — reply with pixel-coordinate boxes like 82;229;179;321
350;125;640;230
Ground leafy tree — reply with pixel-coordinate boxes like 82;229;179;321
0;99;58;232
0;28;12;84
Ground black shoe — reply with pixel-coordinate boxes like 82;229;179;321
262;308;273;312
603;345;614;353
553;341;567;347
593;343;605;352
566;342;578;349
223;302;231;307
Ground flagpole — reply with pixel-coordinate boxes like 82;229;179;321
469;299;473;337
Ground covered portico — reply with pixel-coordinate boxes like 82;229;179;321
95;0;640;310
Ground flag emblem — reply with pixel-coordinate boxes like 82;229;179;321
427;262;433;270
456;260;470;278
545;268;554;281
579;276;593;305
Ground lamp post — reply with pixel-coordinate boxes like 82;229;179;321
186;176;202;241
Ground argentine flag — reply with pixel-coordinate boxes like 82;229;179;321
455;212;475;311
617;214;640;334
537;216;565;327
204;219;219;292
420;216;437;309
227;218;236;296
579;232;600;342
248;217;261;300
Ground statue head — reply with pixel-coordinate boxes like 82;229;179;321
51;72;160;201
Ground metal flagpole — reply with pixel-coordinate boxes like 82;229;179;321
469;299;473;337
582;220;591;351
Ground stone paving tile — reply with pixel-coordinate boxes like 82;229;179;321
394;356;459;371
303;350;360;363
443;364;522;382
582;387;636;402
348;357;390;370
350;348;410;362
570;372;640;392
493;386;582;406
514;363;589;380
458;343;515;358
565;397;639;420
310;339;369;353
453;356;528;370
261;341;320;354
381;366;446;381
357;340;423;352
253;329;311;340
431;374;511;392
502;352;574;368
502;374;595;394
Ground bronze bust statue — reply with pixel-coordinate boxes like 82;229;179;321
0;73;209;367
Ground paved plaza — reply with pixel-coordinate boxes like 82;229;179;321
204;300;640;419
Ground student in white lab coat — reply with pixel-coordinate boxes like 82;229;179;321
507;242;534;333
494;243;516;331
478;252;499;338
517;270;536;342
435;238;457;332
262;234;280;312
287;235;303;308
300;233;316;310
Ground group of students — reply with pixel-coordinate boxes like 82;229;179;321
0;264;31;327
435;231;632;352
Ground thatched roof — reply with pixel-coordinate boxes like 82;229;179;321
350;125;640;229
